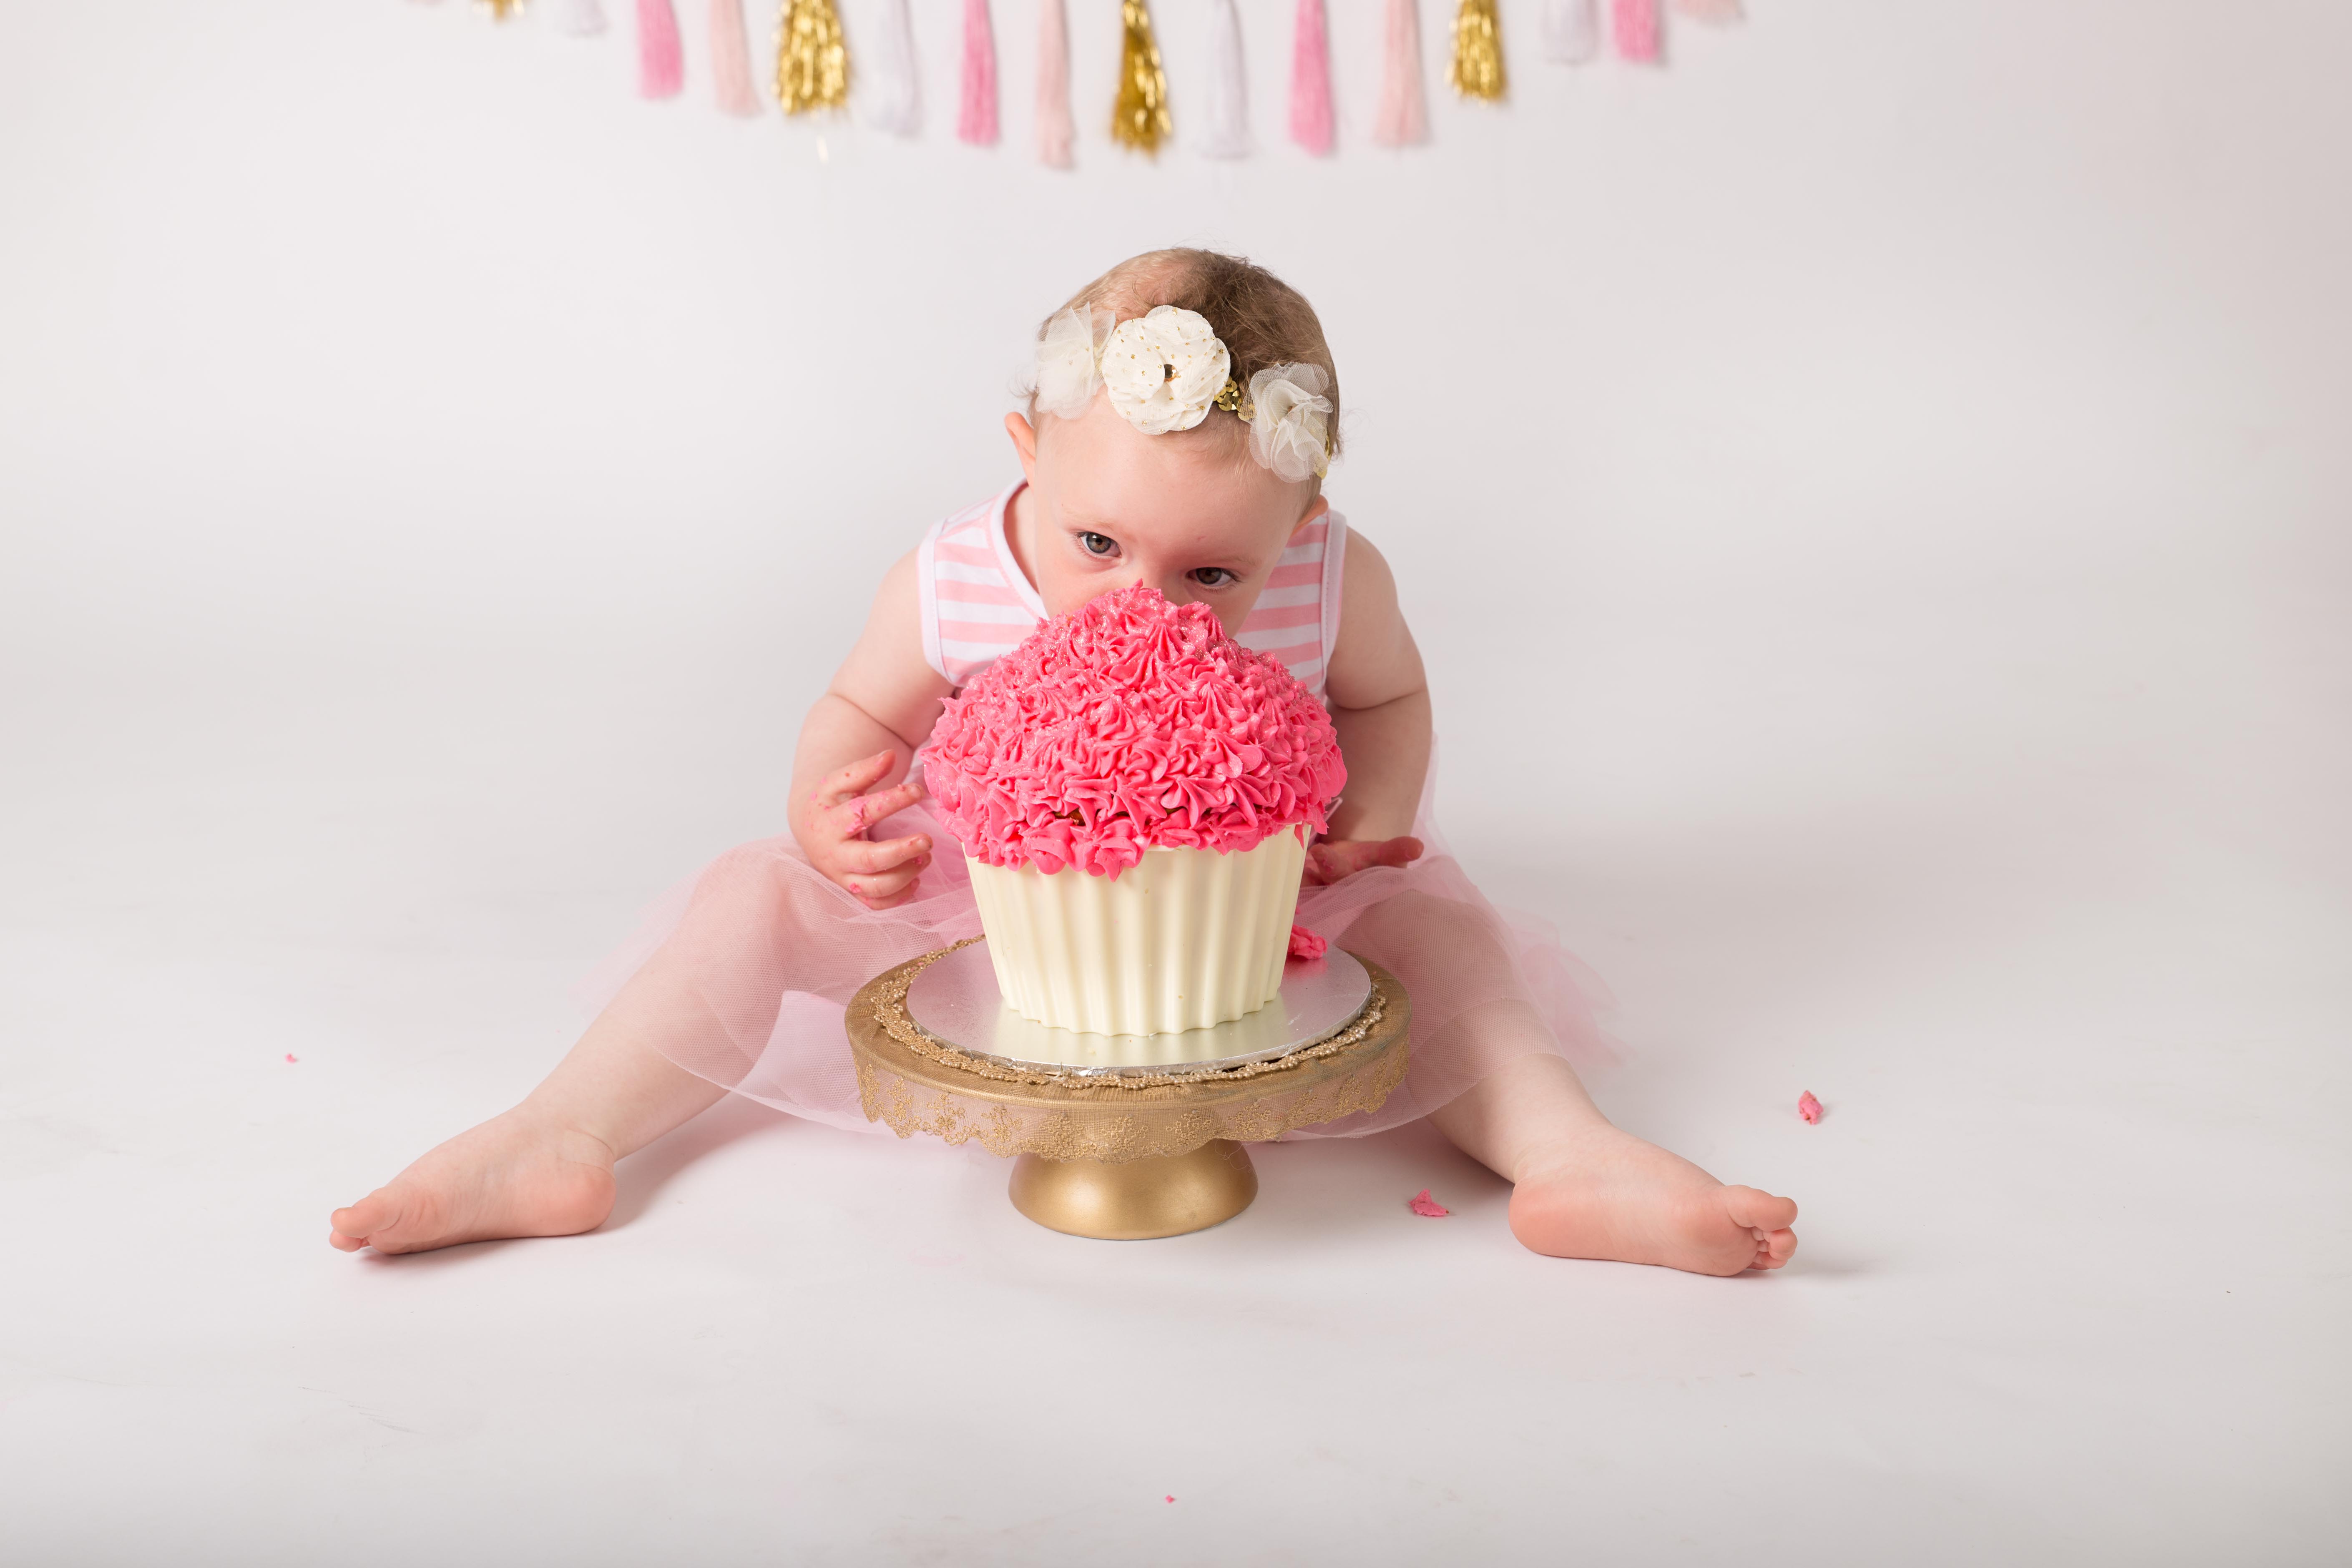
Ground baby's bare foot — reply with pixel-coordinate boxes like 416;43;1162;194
1508;1126;1797;1276
329;1108;616;1255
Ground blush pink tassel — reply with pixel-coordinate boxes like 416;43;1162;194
1612;0;1660;61
1371;0;1427;148
637;0;684;97
1035;0;1075;166
960;0;1001;145
1289;0;1334;156
709;0;761;114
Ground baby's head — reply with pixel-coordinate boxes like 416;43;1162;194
1005;249;1342;628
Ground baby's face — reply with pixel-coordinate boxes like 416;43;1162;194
1010;396;1326;636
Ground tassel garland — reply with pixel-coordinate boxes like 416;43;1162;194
415;0;1746;146
1035;0;1076;165
869;0;920;134
710;0;762;113
776;0;851;113
1541;0;1598;63
636;0;683;97
1612;0;1659;60
545;0;610;35
1446;0;1505;101
960;0;1001;144
1289;0;1334;156
1200;0;1250;159
1371;0;1427;147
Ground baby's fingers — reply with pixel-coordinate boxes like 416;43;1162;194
811;749;896;812
830;779;925;838
834;832;932;876
843;856;930;908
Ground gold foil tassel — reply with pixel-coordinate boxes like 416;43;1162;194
1445;0;1506;101
1111;0;1172;154
775;0;851;114
477;0;528;19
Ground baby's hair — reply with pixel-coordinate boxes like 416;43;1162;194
1035;248;1343;474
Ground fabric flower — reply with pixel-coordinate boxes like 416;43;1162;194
1034;306;1112;419
1246;363;1333;482
1100;306;1231;435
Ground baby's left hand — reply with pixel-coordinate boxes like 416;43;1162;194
1302;835;1424;885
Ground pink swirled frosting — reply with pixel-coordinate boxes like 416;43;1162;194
922;584;1347;877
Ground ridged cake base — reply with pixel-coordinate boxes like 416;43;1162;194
964;829;1308;1037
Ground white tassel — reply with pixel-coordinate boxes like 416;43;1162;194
545;0;610;36
868;0;922;136
1542;0;1598;63
1201;0;1251;158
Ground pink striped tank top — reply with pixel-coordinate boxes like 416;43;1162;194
916;480;1349;701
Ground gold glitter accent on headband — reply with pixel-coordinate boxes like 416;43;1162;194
775;0;850;114
1111;0;1172;155
1447;0;1507;101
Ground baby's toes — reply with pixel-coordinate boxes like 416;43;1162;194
1721;1185;1797;1235
1758;1227;1798;1268
329;1188;410;1251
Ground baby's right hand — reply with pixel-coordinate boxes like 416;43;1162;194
802;750;932;909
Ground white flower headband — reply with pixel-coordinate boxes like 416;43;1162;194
1033;304;1336;483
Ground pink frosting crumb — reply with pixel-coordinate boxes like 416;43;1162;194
1797;1090;1822;1123
1407;1188;1451;1218
1287;925;1327;961
922;585;1347;877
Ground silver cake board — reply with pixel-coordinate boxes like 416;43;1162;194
902;940;1375;1078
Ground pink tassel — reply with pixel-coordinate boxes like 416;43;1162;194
709;0;761;115
1371;0;1427;148
960;0;1000;146
1612;0;1660;61
1289;0;1334;156
1035;0;1075;167
637;0;683;98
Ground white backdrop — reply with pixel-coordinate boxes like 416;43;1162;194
3;2;2347;1563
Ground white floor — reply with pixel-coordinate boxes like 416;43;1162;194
6;0;2352;1559
3;601;2346;1565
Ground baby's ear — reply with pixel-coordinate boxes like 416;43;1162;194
1291;493;1330;536
1005;412;1041;480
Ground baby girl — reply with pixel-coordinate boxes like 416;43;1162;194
330;248;1798;1275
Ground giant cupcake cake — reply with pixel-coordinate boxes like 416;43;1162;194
922;584;1347;1037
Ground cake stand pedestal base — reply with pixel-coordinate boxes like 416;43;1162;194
1009;1139;1258;1240
846;946;1410;1242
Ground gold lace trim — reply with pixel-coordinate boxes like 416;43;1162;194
852;1040;1410;1163
870;938;1387;1091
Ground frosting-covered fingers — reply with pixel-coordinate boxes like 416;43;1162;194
811;749;897;812
831;779;924;838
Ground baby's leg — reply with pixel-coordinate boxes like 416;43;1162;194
329;958;728;1255
1344;891;1797;1275
1430;1050;1797;1275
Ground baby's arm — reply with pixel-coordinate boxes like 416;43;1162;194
789;549;955;909
1312;530;1432;882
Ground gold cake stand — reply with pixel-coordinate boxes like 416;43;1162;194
845;946;1411;1240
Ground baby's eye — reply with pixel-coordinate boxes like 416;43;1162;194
1078;532;1118;558
1188;567;1238;588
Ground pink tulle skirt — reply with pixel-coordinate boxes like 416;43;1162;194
581;769;1618;1139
